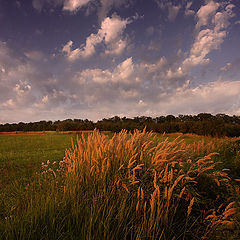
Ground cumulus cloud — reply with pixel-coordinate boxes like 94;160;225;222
196;0;219;29
77;68;112;83
112;57;134;83
75;57;134;84
62;14;130;61
182;1;235;71
1;1;239;123
1;40;240;123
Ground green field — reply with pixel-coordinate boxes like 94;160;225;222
0;131;239;239
0;133;78;185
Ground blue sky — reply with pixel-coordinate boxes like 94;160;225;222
0;0;240;123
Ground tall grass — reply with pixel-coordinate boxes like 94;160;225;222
1;129;239;239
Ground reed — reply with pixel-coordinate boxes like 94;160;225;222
1;129;238;240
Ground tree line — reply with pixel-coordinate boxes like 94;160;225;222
1;113;240;137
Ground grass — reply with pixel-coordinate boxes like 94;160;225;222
0;134;79;186
0;130;239;239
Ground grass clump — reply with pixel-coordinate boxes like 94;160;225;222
1;129;239;239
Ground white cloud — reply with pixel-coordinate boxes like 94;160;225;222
63;0;91;11
134;80;240;117
182;1;235;71
32;0;131;21
62;40;73;55
101;15;129;43
143;57;167;73
166;67;185;80
75;57;134;84
78;68;112;83
220;62;232;72
105;39;127;55
62;14;130;61
182;28;226;69
24;50;43;61
196;0;219;29
112;57;134;83
42;95;49;103
14;81;32;97
1;99;15;108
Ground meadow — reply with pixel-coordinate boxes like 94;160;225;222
0;130;239;239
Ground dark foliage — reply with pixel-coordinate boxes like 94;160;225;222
1;113;240;137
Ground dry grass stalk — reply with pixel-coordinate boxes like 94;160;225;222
187;198;195;216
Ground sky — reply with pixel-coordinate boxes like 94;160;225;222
0;0;240;123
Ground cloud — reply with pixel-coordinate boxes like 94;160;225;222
155;0;181;21
196;0;219;29
62;14;130;61
182;1;235;71
1;99;15;108
162;80;240;115
63;0;91;11
75;57;134;84
32;0;63;11
77;68;112;83
219;59;240;75
32;0;90;12
168;4;181;21
32;0;44;11
112;57;134;83
185;1;194;16
32;0;131;21
14;81;32;97
220;62;232;72
1;40;240;123
97;0;131;22
105;39;127;55
1;1;239;123
24;50;44;61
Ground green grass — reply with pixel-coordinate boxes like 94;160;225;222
0;134;78;186
0;131;239;239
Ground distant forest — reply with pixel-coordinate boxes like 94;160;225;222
1;113;240;137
